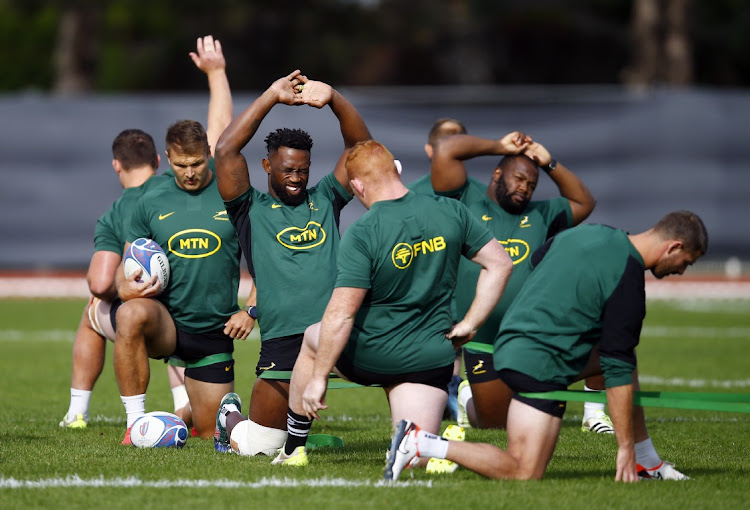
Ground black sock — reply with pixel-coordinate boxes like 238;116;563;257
284;408;312;455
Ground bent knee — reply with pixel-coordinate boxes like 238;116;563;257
116;299;157;329
230;420;287;456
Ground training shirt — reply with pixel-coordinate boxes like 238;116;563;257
494;224;645;388
336;191;494;374
225;172;352;341
447;179;572;350
406;174;433;194
129;172;241;333
94;170;175;254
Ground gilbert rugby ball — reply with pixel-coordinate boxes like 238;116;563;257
124;238;170;291
130;411;188;448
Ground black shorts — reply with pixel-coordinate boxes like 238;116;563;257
173;327;235;384
464;350;501;384
498;369;567;418
336;354;453;392
109;298;124;331
255;334;303;378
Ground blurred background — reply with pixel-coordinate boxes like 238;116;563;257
0;0;748;273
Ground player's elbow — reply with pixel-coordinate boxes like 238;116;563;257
214;135;234;162
87;275;115;300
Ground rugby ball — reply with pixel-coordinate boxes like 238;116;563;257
124;238;170;292
130;411;188;448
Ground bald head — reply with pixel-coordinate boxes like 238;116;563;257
427;118;467;147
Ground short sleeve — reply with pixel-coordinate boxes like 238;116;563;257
93;207;121;254
335;225;373;289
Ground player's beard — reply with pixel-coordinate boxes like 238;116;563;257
271;179;307;206
495;180;528;215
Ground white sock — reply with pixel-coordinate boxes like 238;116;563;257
458;383;473;409
416;429;449;459
634;437;662;468
121;394;146;428
171;384;189;412
218;403;239;428
583;385;606;420
67;388;92;421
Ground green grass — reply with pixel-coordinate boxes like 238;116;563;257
1;298;749;509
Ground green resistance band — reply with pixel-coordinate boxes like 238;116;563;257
168;352;233;369
463;341;493;354
520;389;750;413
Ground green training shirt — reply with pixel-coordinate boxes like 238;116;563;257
225;172;352;341
336;191;494;374
406;174;433;195
448;179;572;350
129;172;241;333
94;170;175;254
494;224;645;388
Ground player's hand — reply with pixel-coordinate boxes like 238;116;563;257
297;76;333;109
498;131;531;155
270;70;305;106
189;35;226;75
445;320;477;348
614;446;639;483
523;141;552;168
223;310;255;340
301;376;329;420
119;268;161;301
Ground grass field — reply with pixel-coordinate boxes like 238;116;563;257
1;298;749;509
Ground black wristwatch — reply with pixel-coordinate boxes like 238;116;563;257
245;305;258;319
542;159;557;173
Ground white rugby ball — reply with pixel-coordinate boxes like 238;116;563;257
130;411;188;448
124;238;170;292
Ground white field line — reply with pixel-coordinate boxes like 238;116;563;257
638;375;750;389
0;475;432;489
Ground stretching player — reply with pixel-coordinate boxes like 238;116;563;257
386;211;707;482
113;35;250;443
59;36;229;429
212;71;371;456
429;132;612;437
407;118;469;422
252;140;514;466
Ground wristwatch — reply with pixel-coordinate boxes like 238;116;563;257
542;159;557;173
245;305;258;319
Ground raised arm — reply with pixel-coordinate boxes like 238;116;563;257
445;239;513;347
189;35;233;155
214;70;304;201
431;133;530;192
523;141;596;225
298;77;371;192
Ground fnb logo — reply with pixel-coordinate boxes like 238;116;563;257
499;238;530;265
391;236;446;269
168;229;222;258
277;221;327;250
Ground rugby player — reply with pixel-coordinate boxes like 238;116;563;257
212;71;372;456
386;211;707;482
262;139;514;466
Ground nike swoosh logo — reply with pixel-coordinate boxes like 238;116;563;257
272;204;282;209
224;363;234;372
158;212;175;220
481;215;492;221
258;361;276;371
